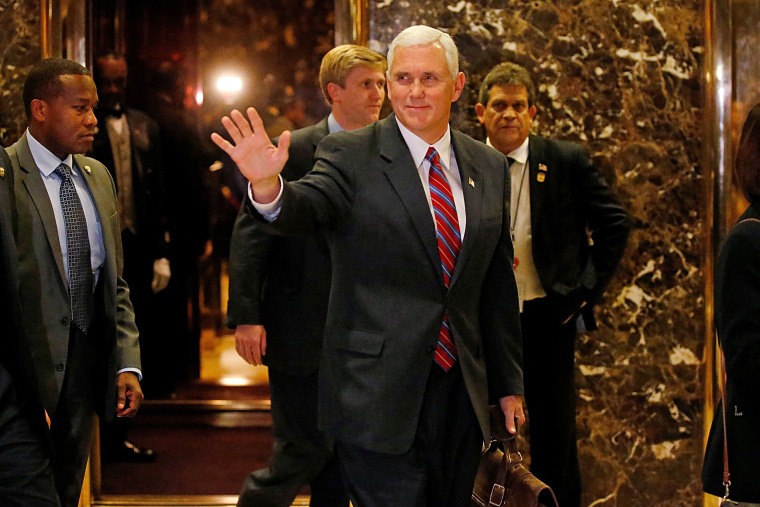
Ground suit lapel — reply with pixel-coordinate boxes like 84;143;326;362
449;131;482;288
528;135;548;228
15;134;68;288
378;116;441;278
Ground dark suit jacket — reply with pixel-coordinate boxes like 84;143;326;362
7;133;141;422
703;204;760;502
226;117;331;375
91;108;170;259
526;135;630;327
0;146;50;442
246;114;523;455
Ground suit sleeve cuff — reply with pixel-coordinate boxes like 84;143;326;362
247;175;283;221
117;367;143;381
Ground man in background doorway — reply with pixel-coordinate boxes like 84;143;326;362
225;44;387;507
475;61;631;507
91;52;170;462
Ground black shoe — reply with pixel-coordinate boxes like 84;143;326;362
103;440;156;463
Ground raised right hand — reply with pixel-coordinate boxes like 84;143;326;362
210;107;291;203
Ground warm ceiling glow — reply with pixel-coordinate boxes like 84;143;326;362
217;75;243;93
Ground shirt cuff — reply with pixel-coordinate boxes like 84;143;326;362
247;175;283;221
117;367;143;381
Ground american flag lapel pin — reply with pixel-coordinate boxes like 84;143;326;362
537;163;547;182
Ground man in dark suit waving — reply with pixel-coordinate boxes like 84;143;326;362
4;58;143;507
475;62;631;507
226;44;386;507
213;26;524;506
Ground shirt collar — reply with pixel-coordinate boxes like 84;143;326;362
485;136;530;165
505;136;530;165
395;117;453;171
26;129;75;177
327;113;344;134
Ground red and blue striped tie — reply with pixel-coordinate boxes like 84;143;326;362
426;147;460;371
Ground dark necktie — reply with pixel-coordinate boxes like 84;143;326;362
507;156;515;167
426;147;460;371
56;164;94;333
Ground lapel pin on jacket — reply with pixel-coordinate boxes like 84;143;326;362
0;166;4;178
469;177;475;187
537;163;547;182
84;165;92;174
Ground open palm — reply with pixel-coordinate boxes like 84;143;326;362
211;107;291;201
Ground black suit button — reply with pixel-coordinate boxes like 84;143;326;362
56;363;65;372
426;346;435;354
61;315;70;326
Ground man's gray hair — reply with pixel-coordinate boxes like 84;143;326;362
387;25;459;80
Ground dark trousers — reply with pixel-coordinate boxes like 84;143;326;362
237;369;348;507
522;297;581;507
0;364;60;506
51;326;99;507
335;364;482;507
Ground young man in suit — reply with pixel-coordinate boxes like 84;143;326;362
0;145;61;505
475;62;631;507
226;44;386;507
91;52;169;462
4;58;143;507
213;26;525;506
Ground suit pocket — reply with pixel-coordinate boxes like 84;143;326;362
331;327;384;357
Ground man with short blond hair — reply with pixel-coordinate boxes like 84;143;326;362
215;26;525;506
226;44;385;507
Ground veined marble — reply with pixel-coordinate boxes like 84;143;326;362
370;1;705;504
0;0;40;147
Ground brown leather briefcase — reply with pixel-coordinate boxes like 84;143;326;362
470;406;559;507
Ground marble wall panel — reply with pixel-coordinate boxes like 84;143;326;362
369;1;705;505
0;0;40;147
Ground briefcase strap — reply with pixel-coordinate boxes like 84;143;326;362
489;451;508;507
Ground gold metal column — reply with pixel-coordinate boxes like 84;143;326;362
703;0;732;505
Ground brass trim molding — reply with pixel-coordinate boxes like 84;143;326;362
334;0;369;45
88;494;309;506
702;0;732;505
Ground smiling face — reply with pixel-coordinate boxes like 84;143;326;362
475;84;537;155
329;64;386;130
31;74;99;159
387;43;465;144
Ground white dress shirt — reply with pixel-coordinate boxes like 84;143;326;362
487;136;546;310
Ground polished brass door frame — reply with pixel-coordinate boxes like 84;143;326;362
703;0;733;506
334;0;369;45
41;0;90;66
